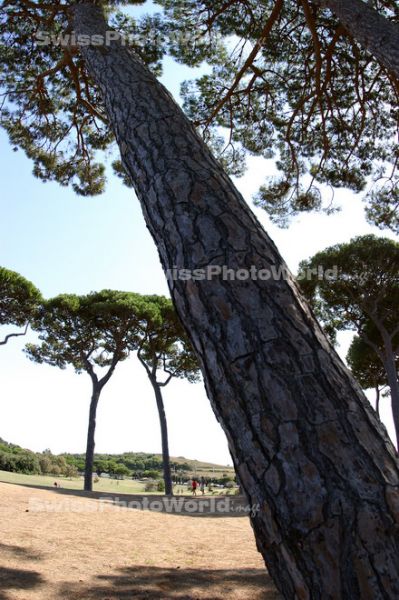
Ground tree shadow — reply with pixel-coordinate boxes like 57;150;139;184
59;565;282;599
3;481;249;518
0;542;42;561
0;566;45;600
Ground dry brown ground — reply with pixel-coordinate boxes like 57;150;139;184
0;482;280;600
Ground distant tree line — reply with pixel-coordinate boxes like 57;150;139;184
0;439;77;478
62;452;192;479
0;438;236;486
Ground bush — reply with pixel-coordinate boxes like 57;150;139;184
64;464;78;478
14;453;41;474
144;481;157;492
113;464;131;479
143;469;160;479
0;450;40;474
157;480;165;492
0;451;16;472
39;456;52;474
220;476;235;486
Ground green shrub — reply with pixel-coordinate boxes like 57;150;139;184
144;481;157;492
0;450;40;474
143;469;160;479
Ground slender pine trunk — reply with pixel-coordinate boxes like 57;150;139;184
150;377;173;496
375;385;380;417
323;0;399;79
84;383;101;492
382;347;399;449
74;5;399;598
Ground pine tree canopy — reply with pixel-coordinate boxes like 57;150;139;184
0;0;165;195
1;1;398;229
158;0;399;231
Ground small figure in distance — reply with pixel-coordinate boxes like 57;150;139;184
200;477;206;495
191;478;197;496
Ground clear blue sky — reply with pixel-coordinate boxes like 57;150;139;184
0;2;396;463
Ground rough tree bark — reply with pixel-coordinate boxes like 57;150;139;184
73;4;399;598
323;0;399;80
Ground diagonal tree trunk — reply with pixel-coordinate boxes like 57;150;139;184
323;0;399;80
73;4;399;598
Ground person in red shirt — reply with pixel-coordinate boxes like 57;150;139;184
191;478;197;496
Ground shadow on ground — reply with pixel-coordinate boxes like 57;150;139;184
0;543;42;561
4;481;247;518
0;565;45;600
59;565;281;599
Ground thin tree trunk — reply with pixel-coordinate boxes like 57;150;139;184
74;5;399;598
84;383;101;492
150;376;173;496
323;0;399;80
375;385;380;417
382;347;399;449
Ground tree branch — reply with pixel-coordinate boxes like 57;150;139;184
203;0;284;126
0;323;29;346
80;351;98;386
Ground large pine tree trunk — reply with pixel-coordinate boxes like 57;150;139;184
73;4;399;598
323;0;399;80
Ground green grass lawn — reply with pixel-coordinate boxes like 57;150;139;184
0;469;146;493
0;470;238;496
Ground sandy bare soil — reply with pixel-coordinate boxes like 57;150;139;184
0;482;280;599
